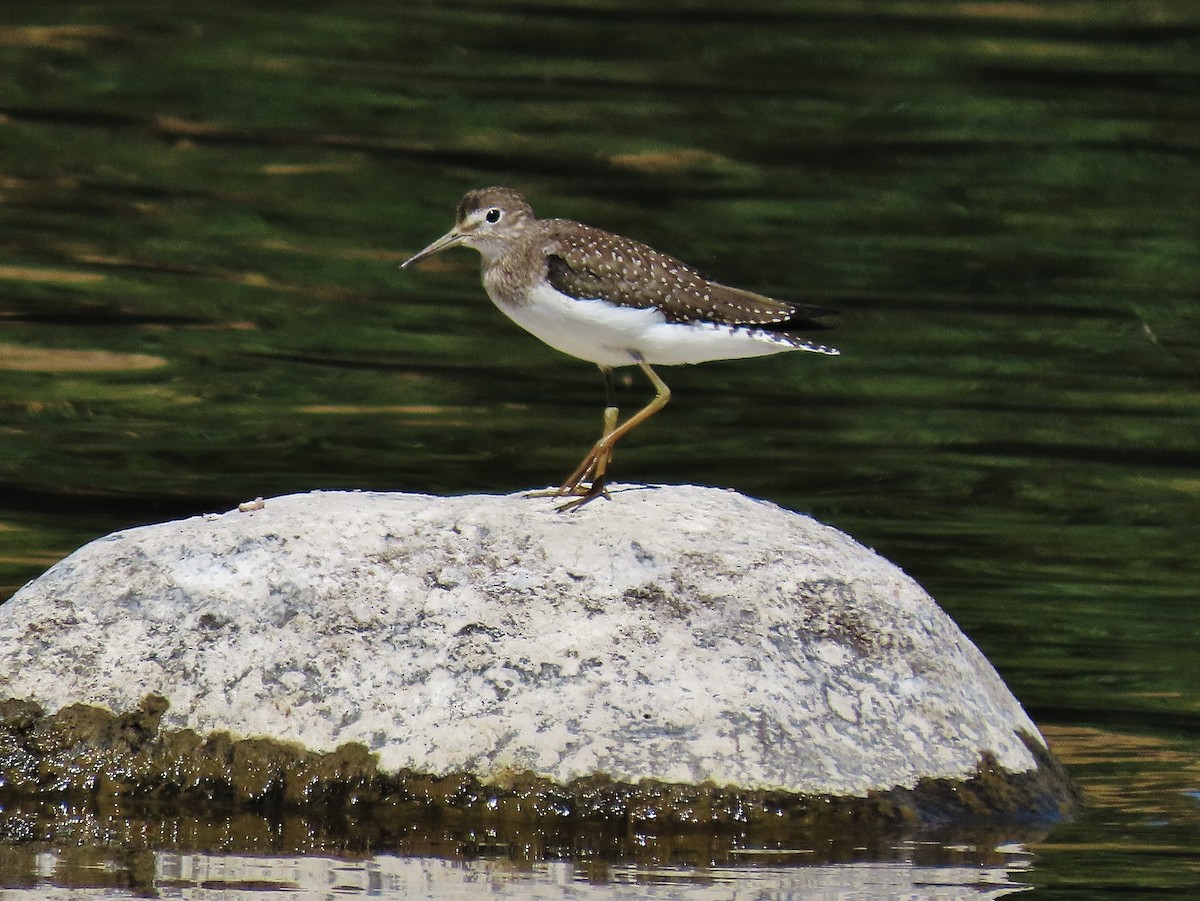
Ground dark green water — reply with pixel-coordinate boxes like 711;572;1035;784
1;1;1197;897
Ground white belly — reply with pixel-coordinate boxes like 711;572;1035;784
491;282;805;368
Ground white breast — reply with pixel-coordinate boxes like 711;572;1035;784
490;282;804;368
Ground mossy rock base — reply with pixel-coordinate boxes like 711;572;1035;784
0;694;1076;854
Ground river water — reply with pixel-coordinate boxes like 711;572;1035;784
1;2;1197;898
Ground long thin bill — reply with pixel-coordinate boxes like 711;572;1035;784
401;230;464;268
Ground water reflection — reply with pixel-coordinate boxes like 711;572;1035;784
6;847;1034;900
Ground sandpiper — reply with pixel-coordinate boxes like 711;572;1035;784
401;187;839;511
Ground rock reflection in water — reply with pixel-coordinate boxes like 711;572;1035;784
9;847;1033;900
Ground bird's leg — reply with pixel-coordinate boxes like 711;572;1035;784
557;358;670;512
585;367;620;493
591;403;619;474
601;364;619;440
526;367;617;501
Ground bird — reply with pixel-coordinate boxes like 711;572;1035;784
401;187;839;511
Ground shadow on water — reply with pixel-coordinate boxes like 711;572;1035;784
1;0;1198;896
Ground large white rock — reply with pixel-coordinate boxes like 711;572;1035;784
0;486;1045;796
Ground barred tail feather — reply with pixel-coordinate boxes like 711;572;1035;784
773;331;840;355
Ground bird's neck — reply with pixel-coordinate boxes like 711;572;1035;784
479;229;545;309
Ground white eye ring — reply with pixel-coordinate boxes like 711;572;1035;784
485;208;502;224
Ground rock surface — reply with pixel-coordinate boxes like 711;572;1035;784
1;486;1048;798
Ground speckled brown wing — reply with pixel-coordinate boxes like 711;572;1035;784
543;221;834;330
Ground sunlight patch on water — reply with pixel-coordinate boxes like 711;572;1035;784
0;265;103;285
0;345;167;372
1040;725;1200;818
256;238;408;263
0;25;118;50
609;149;749;177
298;404;456;415
261;162;360;176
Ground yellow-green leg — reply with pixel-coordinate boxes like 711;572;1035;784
526;366;618;502
557;358;671;512
580;366;620;492
592;403;620;478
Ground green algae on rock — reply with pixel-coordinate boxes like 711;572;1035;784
0;694;1074;835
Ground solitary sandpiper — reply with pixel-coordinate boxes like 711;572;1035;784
402;187;839;511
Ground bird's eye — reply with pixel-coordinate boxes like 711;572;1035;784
485;208;502;224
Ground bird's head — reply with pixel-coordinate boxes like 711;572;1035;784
402;187;535;268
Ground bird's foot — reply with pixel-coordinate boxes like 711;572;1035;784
555;444;609;494
523;484;589;499
554;445;613;511
555;473;611;512
524;444;613;511
523;481;597;499
522;475;611;510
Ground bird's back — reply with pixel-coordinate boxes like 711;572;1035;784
540;219;834;332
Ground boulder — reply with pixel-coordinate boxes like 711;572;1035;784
0;486;1069;818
